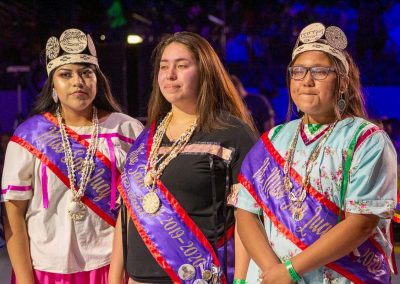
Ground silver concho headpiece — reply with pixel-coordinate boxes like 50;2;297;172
292;23;349;74
45;28;99;75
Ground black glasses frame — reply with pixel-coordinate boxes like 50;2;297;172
288;66;336;81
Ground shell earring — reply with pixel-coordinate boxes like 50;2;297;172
52;89;59;104
338;93;346;113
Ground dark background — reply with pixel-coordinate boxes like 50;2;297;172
0;1;400;281
0;0;399;126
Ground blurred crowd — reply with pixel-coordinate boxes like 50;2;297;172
1;1;400;90
1;0;400;175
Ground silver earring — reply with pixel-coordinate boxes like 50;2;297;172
338;94;346;113
52;89;59;104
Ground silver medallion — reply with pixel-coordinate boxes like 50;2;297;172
178;263;196;281
299;23;325;44
325;26;348;50
59;28;88;54
142;191;161;214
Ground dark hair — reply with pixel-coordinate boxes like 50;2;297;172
147;31;256;133
31;64;122;115
285;50;367;121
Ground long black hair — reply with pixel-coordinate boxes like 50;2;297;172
31;64;122;115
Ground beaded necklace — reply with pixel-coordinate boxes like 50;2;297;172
56;106;99;221
143;111;198;214
283;118;337;221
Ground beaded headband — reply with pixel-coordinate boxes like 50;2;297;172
45;28;99;75
292;23;349;74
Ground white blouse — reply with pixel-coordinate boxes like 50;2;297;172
1;112;143;273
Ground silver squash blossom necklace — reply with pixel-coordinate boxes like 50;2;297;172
56;106;100;221
283;117;337;221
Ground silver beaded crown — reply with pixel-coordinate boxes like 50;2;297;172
292;23;349;74
45;28;99;75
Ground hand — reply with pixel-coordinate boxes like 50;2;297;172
260;263;294;284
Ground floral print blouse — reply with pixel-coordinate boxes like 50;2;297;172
236;117;397;284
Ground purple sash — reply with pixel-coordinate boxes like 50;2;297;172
118;125;232;283
12;113;118;226
238;132;390;284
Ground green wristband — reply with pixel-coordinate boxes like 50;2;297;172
233;279;246;284
284;259;301;283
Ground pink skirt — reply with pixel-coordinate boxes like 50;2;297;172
11;264;109;284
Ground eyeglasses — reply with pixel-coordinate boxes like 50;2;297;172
288;66;336;81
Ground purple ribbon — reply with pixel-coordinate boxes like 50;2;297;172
13;114;118;222
80;133;135;209
120;127;230;283
240;136;390;283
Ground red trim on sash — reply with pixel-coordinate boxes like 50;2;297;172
395;190;400;224
120;126;228;283
350;125;397;272
146;122;156;161
390;221;398;274
11;136;116;227
43;112;113;169
217;225;234;248
157;181;223;267
117;183;181;283
393;213;400;223
261;133;339;214
240;130;394;283
238;173;363;283
11;136;69;186
239;174;306;250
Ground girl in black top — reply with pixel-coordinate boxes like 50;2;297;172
109;32;257;284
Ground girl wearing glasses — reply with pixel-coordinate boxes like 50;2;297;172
234;23;398;283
